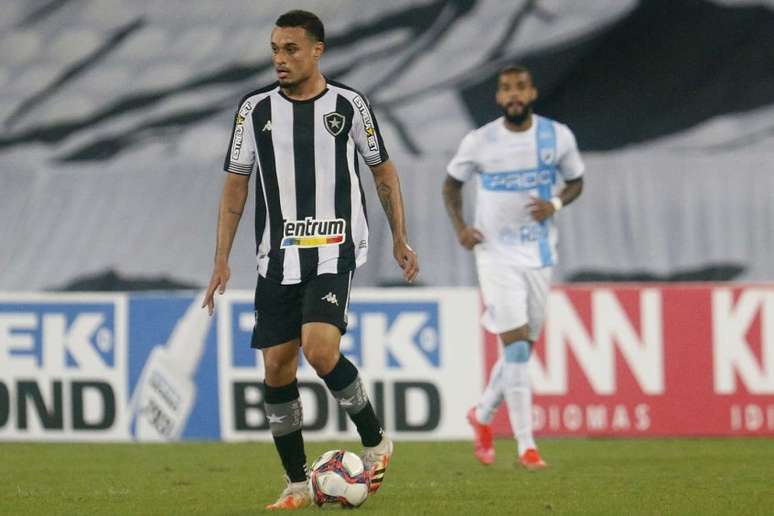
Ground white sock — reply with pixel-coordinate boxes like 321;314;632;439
475;358;504;424
502;343;536;455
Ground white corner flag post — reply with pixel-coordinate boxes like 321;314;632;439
128;293;211;441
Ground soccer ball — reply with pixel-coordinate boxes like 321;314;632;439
309;449;370;508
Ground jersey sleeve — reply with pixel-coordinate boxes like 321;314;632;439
350;94;389;167
446;131;479;182
556;124;585;181
223;99;256;176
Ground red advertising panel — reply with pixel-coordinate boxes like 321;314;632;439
484;285;774;436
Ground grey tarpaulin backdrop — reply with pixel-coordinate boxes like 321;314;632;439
3;144;774;290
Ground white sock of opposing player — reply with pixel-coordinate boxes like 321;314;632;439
475;357;504;424
502;340;536;455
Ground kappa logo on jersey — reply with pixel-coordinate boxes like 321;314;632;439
280;217;346;248
321;292;339;306
231;125;244;159
540;148;556;165
352;96;378;152
323;112;346;136
262;120;272;132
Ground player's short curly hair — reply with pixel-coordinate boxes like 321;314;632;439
499;65;531;78
276;10;325;43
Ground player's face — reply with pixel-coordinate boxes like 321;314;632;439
271;27;323;88
496;72;537;124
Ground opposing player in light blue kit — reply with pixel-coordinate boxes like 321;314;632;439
442;65;584;469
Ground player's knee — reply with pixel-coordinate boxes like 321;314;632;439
500;325;530;345
303;344;339;376
503;340;531;363
263;357;296;385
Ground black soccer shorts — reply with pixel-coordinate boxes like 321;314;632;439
251;271;353;349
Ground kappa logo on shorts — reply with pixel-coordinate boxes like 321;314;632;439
321;292;339;306
323;112;345;136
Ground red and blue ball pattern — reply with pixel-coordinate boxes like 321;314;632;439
310;449;371;508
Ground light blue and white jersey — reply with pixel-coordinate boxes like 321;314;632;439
447;115;584;268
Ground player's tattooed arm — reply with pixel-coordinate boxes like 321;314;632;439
371;160;406;241
203;173;249;314
376;182;394;222
214;173;249;261
442;175;483;250
370;160;419;282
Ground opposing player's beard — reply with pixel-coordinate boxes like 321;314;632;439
502;103;533;125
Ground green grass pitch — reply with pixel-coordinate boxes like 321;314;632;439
2;439;773;515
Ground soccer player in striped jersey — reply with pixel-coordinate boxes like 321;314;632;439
202;10;418;510
442;65;584;470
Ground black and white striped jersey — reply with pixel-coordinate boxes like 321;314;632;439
223;80;389;285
